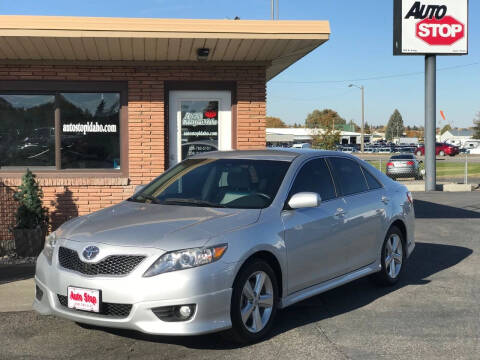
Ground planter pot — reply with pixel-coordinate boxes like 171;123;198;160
12;226;46;257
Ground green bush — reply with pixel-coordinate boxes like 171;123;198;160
13;169;48;229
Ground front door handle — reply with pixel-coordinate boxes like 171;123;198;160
381;196;389;204
334;208;345;217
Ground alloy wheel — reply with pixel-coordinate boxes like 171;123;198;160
385;234;403;279
240;271;274;333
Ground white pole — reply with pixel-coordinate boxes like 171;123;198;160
465;153;468;184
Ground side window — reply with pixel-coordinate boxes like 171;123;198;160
362;167;383;190
328;157;368;196
290;158;336;201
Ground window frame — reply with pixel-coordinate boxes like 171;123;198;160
326;156;372;198
0;81;128;177
284;156;339;207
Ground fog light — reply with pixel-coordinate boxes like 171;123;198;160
178;305;192;319
35;285;43;301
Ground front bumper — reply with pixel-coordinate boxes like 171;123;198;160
33;241;236;335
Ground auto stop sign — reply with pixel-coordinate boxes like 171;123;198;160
416;15;465;46
394;0;468;55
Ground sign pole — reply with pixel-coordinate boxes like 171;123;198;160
425;54;437;191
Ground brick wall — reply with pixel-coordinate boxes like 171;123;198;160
0;63;267;251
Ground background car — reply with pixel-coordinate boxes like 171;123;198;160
415;143;459;157
386;154;423;180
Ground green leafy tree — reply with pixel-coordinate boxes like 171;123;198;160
364;121;371;134
305;109;346;129
385;109;405;141
13;169;48;229
473;112;480;140
265;116;287;128
311;126;341;150
440;124;452;135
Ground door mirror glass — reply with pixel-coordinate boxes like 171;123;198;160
288;192;321;209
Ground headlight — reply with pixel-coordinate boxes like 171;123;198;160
143;244;228;277
43;231;58;264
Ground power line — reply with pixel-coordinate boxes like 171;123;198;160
270;61;480;84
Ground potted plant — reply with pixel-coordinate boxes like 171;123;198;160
11;169;48;257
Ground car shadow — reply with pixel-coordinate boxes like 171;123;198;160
413;199;480;219
0;264;36;284
89;241;472;349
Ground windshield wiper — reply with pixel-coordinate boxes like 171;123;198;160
162;198;228;208
132;192;162;204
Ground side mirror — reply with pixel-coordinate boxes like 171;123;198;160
134;184;145;194
287;192;321;209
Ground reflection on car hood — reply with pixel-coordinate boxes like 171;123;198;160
57;201;261;251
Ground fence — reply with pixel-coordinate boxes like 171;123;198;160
361;153;480;186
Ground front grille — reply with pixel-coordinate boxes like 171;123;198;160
57;295;132;318
58;246;145;276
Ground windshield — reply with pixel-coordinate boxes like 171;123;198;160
129;158;291;209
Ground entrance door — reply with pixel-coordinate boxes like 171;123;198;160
169;90;232;167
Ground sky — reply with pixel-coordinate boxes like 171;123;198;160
0;0;478;128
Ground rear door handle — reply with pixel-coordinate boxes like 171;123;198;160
381;196;389;204
335;208;345;217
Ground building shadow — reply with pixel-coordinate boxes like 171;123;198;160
413;199;480;219
50;187;78;231
87;241;472;349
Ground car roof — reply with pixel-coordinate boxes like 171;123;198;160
188;148;351;162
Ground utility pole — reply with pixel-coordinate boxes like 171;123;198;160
271;0;279;20
349;84;365;152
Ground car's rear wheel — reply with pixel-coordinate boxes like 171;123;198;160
416;151;422;157
227;259;278;344
372;226;405;286
439;150;445;156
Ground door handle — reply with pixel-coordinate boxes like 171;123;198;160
334;208;345;217
381;196;389;204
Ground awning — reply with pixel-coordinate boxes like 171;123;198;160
0;16;330;80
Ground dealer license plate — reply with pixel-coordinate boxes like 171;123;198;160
67;286;100;313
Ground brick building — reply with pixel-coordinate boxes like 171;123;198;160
0;16;330;251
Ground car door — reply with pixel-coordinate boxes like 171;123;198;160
327;157;387;272
281;158;351;294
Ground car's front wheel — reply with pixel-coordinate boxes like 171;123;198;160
416;151;422;157
227;259;278;344
372;226;405;286
439;150;445;156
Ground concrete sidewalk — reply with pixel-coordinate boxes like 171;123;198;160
0;278;34;312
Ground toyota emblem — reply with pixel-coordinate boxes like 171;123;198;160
82;246;100;260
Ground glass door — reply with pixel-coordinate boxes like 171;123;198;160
168;90;231;167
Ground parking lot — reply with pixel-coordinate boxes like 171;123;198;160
1;192;479;360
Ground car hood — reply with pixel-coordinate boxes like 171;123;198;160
57;201;261;251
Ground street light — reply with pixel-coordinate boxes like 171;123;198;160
349;84;365;152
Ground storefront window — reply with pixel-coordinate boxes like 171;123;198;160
0;91;121;171
0;95;55;169
180;100;219;159
60;93;120;169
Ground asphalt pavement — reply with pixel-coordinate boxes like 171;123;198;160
0;192;479;360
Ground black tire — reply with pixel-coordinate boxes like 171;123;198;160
226;259;279;344
371;226;405;286
416;151;422;157
439;150;445;156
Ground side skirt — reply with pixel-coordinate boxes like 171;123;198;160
279;261;381;309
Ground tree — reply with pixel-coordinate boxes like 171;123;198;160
474;112;480;139
440;124;452;135
385;109;405;141
13;169;48;229
305;109;346;129
311;126;341;150
265;116;287;128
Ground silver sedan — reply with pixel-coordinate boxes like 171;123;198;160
34;149;415;343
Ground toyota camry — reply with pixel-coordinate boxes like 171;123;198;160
34;149;415;343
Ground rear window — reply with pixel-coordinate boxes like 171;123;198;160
390;155;414;160
362;167;383;190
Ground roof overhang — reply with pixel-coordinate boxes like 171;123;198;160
0;16;330;81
